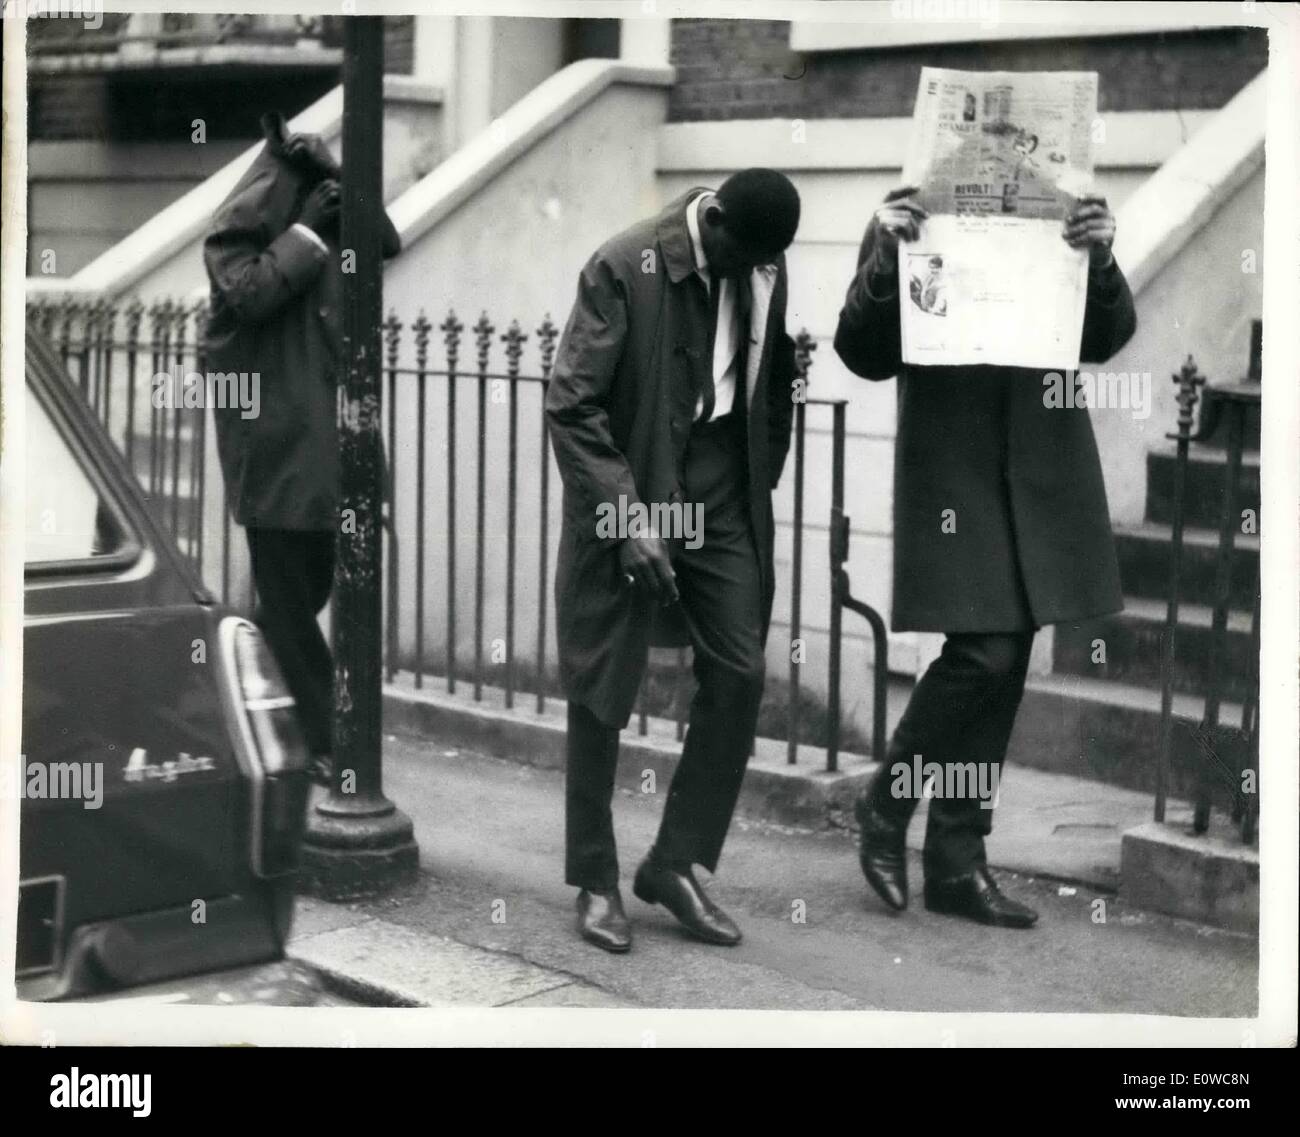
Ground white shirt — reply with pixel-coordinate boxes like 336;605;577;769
686;193;740;421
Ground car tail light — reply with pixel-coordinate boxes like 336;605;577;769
231;621;306;776
220;617;310;876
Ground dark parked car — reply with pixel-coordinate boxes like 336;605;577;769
17;329;311;1000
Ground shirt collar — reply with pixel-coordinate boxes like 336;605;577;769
685;192;710;282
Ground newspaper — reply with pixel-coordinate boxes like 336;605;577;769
898;68;1099;370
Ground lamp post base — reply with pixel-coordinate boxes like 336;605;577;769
297;795;419;901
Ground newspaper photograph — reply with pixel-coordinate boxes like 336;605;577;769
899;68;1099;369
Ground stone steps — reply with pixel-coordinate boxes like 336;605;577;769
1010;671;1250;808
1114;520;1259;610
1145;442;1260;530
1053;596;1255;703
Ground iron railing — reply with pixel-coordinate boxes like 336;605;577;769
26;292;1262;825
1156;322;1262;845
24;294;890;772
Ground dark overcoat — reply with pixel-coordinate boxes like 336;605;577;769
203;136;399;531
546;190;797;728
833;227;1137;633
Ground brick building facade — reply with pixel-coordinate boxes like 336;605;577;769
667;21;1269;121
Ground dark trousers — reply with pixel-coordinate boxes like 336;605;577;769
246;527;336;757
866;631;1034;880
565;413;766;891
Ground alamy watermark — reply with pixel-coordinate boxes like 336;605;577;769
890;0;1000;29
50;1068;151;1117
889;755;999;810
2;0;103;29
596;494;703;550
1043;368;1152;420
2;758;103;809
152;365;261;420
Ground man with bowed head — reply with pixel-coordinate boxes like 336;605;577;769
547;169;802;952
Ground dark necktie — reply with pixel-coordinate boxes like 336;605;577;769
734;271;751;412
699;274;723;423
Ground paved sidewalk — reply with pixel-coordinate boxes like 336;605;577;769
291;898;634;1008
286;736;1255;1015
384;676;1196;889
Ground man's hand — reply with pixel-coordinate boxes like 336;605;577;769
284;132;341;179
618;536;679;605
1064;193;1116;268
863;185;928;276
298;178;340;234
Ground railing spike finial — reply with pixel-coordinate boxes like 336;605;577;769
173;296;192;347
440;308;464;371
793;327;818;382
501;319;528;377
149;296;174;344
58;295;79;351
412;308;432;371
124;294;145;339
1169;354;1206;440
87;294;108;332
25;295;47;334
473;311;495;373
536;313;559;378
383;308;403;368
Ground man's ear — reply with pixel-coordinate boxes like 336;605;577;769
702;200;725;229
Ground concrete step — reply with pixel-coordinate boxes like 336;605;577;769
1196;397;1261;452
1052;596;1256;703
1114;521;1259;610
1145;442;1260;530
1121;817;1257;933
1009;671;1251;807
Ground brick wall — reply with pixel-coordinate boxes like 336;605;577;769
29;73;341;142
27;15;412;142
384;14;415;76
668;20;1269;121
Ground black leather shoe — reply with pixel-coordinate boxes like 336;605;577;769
632;858;742;946
576;888;632;953
924;866;1039;928
854;795;909;911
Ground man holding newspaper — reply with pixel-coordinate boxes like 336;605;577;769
834;70;1137;928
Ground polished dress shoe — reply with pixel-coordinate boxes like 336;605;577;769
854;795;910;911
576;888;632;953
632;858;742;946
924;866;1039;928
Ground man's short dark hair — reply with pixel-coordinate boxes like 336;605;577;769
716;168;801;258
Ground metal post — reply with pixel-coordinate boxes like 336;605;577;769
787;399;805;765
1195;402;1245;834
826;402;846;774
1155;357;1203;823
300;16;418;899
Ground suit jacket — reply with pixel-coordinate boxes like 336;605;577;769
545;190;797;728
203;137;399;530
833;227;1137;632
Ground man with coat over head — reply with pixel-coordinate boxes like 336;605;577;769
204;112;400;783
833;184;1136;928
546;169;801;952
